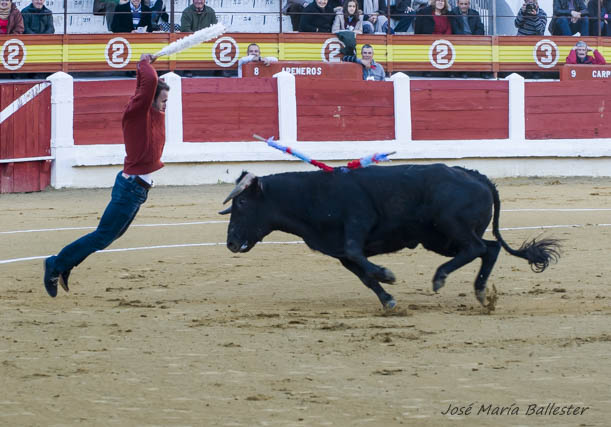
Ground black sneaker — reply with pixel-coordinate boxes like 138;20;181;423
59;269;71;292
43;256;59;298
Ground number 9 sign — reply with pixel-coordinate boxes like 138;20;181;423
1;39;27;71
429;40;455;69
105;37;132;68
213;36;239;67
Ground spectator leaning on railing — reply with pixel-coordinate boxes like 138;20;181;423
181;0;217;32
21;0;54;34
565;40;606;64
415;0;451;35
514;0;547;35
587;0;611;36
450;0;484;35
237;43;278;77
549;0;588;36
299;0;337;33
342;43;386;80
359;0;389;34
111;0;153;33
0;0;24;34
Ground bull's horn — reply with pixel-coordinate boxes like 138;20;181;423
218;206;231;215
222;172;256;204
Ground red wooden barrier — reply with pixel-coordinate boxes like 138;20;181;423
295;79;395;141
74;80;136;145
525;80;611;139
410;80;509;140
0;82;51;193
182;78;279;142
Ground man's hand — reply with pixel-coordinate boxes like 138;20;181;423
570;10;581;18
140;53;157;64
262;57;273;66
361;58;372;69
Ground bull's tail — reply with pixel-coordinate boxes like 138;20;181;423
487;179;560;272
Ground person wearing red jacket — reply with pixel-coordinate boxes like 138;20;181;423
43;53;170;298
565;40;607;65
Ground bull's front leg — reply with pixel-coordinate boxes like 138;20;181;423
340;258;396;309
343;221;396;285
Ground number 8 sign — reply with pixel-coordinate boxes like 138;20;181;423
1;39;27;71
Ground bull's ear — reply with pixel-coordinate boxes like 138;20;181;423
218;206;231;215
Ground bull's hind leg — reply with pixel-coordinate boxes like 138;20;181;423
340;258;396;309
473;240;501;305
432;239;487;292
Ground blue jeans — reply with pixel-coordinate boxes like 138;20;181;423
554;16;589;36
53;171;149;273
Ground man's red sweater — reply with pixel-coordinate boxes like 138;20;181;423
122;59;166;175
565;49;607;65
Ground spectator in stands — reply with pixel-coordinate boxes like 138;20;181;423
21;0;54;34
0;0;23;34
360;0;389;33
415;0;451;34
237;43;278;77
332;0;363;33
549;0;588;36
181;0;217;32
342;43;386;80
391;0;418;33
111;0;153;33
565;40;606;64
300;0;336;33
284;0;310;31
150;0;180;32
514;0;547;35
587;0;611;36
450;0;484;35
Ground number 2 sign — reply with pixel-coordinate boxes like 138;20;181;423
429;40;455;70
1;39;26;71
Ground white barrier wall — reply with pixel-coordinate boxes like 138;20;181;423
47;71;611;189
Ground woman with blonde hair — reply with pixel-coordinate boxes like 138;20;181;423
0;0;24;34
415;0;451;34
332;0;364;33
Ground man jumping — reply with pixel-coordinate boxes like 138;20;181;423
43;53;170;297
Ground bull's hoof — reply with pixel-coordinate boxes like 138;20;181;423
378;268;396;284
383;298;397;310
475;288;487;306
432;276;446;292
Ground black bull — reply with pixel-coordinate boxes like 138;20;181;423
220;164;560;309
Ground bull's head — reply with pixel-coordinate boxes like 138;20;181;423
220;171;269;253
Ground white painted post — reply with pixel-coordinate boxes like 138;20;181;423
507;73;525;142
273;71;297;143
47;72;74;189
390;72;412;143
160;72;183;145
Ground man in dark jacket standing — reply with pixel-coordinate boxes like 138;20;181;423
450;0;484;35
300;0;336;33
43;54;170;298
21;0;54;33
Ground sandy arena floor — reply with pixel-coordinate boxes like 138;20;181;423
1;176;610;426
